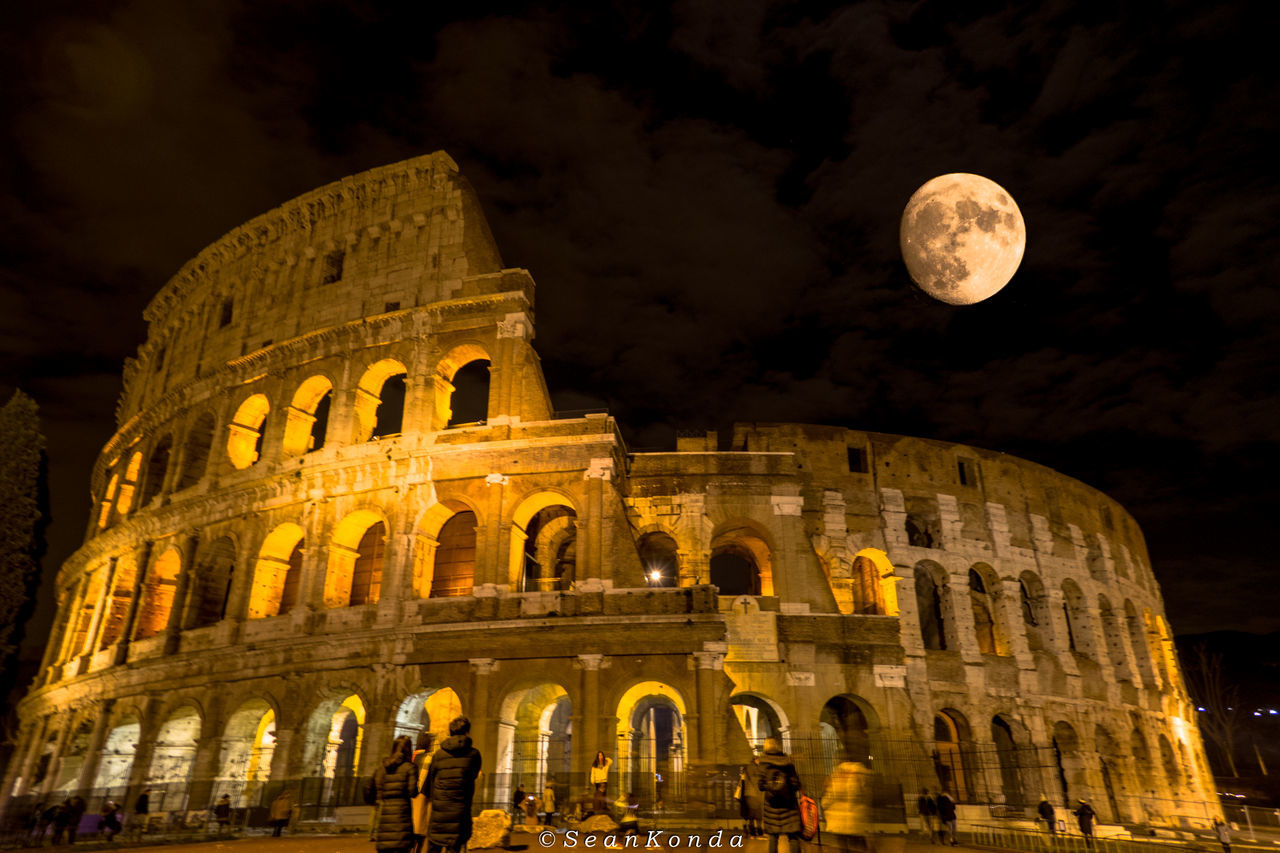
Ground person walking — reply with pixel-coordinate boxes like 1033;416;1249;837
757;737;803;853
1038;796;1056;836
98;799;122;842
269;789;294;837
935;791;958;846
411;732;435;853
821;761;873;853
1073;800;1096;849
425;715;483;853
213;794;232;834
366;735;419;853
918;788;939;842
743;757;765;838
1213;819;1231;853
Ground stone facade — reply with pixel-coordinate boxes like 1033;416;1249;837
2;153;1219;832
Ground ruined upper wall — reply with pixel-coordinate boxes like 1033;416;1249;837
117;152;503;425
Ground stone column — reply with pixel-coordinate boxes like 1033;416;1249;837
376;532;414;624
580;461;613;583
74;701;115;796
998;578;1035;666
574;655;604;791
945;569;982;663
184;733;226;813
1045;587;1081;677
469;659;499;804
164;531;200;654
691;649;726;766
1;715;49;810
479;475;509;590
768;495;806;602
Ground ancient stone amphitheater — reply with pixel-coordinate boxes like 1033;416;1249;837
3;152;1218;834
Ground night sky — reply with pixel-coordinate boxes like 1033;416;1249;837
3;1;1278;652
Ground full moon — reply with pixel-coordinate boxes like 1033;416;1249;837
899;173;1026;305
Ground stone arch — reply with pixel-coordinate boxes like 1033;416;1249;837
140;434;173;507
1158;734;1181;794
97;468;121;530
1019;570;1052;652
819;694;877;774
709;520;775;597
247;523;305;619
933;708;974;801
508;491;580;591
97;553;139;649
115;451;143;517
990;714;1030;808
53;717;95;792
1124;600;1156;684
216;698;278;807
1097;595;1129;680
354;358;408;441
176;411;216;490
92;716;141;796
638;531;680;588
187;536;237;629
1060;579;1096;660
851;548;894;615
914;561;951;651
282;374;335;456
1130;723;1157;799
968;563;1005;655
324;510;389;608
393;687;464;745
302;691;368;811
227;394;270;469
147;704;202;811
413;500;480;598
730;692;790;753
135;548;182;640
1094;725;1126;823
494;682;572;811
1051;721;1088;807
616;681;689;806
434;343;493;429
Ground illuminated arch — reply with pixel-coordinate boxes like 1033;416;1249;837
968;563;1006;655
394;688;464;744
98;471;120;529
616;681;688;806
97;553;139;649
134;548;181;640
216;699;277;806
303;693;367;807
354;359;408;441
508;491;580;591
147;705;203;810
92;717;140;795
818;694;878;771
115;451;143;516
709;520;774;597
494;683;572;809
851;548;896;615
53;718;95;791
1051;721;1088;805
1018;571;1052;651
433;343;493;429
247;523;305;619
638;531;680;588
324;510;388;608
282;375;334;456
227;394;270;469
933;709;973;801
176;412;216;490
413;500;480;598
730;692;790;753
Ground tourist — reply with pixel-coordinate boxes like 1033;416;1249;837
1038;796;1056;836
213;794;232;834
425;715;483;853
1213;819;1231;853
512;783;527;816
821;761;873;853
918;788;938;842
98;799;122;841
542;777;557;826
1073;800;1095;848
367;734;418;853
269;789;293;836
411;732;435;853
935;791;958;846
739;758;764;838
757;737;803;853
52;799;74;845
590;751;613;796
65;796;86;844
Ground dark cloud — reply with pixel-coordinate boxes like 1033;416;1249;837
3;0;1278;648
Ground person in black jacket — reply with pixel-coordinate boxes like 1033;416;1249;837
1073;800;1096;848
756;737;802;853
366;735;419;853
425;716;483;853
935;791;958;846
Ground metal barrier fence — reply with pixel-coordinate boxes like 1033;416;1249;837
967;824;1202;853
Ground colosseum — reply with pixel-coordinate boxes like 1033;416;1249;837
3;152;1219;836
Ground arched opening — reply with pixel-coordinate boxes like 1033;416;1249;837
508;494;579;593
969;568;997;655
177;412;215;490
97;554;138;649
494;684;571;811
1131;726;1157;801
93;718;140;798
617;682;688;807
302;694;366;816
134;548;181;640
188;537;236;629
991;716;1026;807
1052;722;1088;807
1097;596;1129;680
53;719;94;791
70;571;105;656
1061;580;1095;660
247;523;305;619
1124;600;1156;684
140;435;172;506
819;696;871;774
227;394;270;469
447;360;491;427
851;555;886;614
324;511;387;608
394;688;464;744
1094;727;1125;822
638;532;679;588
1158;734;1181;794
216;701;277;807
1019;572;1051;652
709;524;773;597
282;376;334;456
730;694;786;753
353;359;408;442
98;471;120;529
115;452;142;516
915;564;947;651
431;511;477;598
933;710;972;802
147;706;202;812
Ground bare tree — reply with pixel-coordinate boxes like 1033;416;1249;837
1183;643;1240;777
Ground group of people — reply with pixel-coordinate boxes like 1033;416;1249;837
732;738;810;853
916;789;959;845
365;714;483;853
1036;795;1097;844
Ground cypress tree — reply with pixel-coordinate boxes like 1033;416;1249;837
0;390;50;686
